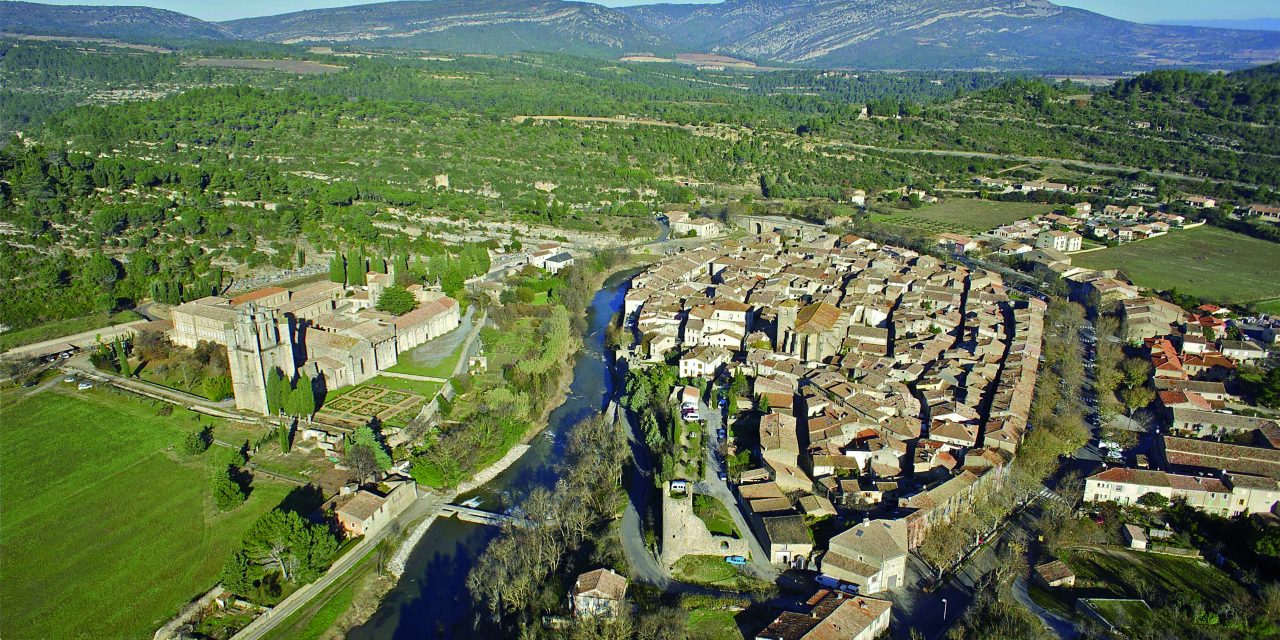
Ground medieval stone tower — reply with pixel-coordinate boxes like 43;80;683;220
775;299;800;353
226;303;296;415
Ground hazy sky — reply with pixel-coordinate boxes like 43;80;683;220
31;0;1280;23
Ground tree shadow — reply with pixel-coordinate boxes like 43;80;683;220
277;483;326;516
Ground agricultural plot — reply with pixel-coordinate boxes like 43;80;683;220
0;388;291;640
875;199;1053;235
1074;225;1280;304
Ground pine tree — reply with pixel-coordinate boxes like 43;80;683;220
279;423;292;454
213;466;246;511
220;550;255;595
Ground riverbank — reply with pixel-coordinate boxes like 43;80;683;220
337;260;648;637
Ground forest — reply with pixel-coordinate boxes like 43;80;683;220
3;37;1279;340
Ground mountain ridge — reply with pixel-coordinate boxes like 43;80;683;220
2;0;1279;72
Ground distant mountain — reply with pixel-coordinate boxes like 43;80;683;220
4;0;1280;73
1153;18;1280;33
0;1;230;40
222;0;665;57
618;0;1280;71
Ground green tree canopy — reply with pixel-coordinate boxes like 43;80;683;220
240;509;337;584
375;285;417;315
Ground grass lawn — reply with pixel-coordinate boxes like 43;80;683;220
1063;547;1245;602
687;606;743;640
1073;226;1280;304
531;291;550;305
1082;598;1152;630
672;555;765;592
693;494;740;538
0;388;292;639
385;341;466;379
1027;582;1076;620
0;310;143;351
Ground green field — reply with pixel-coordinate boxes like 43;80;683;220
1255;298;1280;315
874;199;1051;235
0;388;291;639
1074;225;1280;304
328;376;443;403
1083;598;1152;630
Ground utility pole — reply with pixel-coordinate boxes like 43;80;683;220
942;598;948;621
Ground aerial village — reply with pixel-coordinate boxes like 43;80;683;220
620;228;1046;635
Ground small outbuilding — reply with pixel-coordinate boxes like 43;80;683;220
1123;523;1149;550
1034;560;1076;589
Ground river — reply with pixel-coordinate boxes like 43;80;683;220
348;269;635;639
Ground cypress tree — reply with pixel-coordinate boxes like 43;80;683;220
329;254;345;284
115;336;130;376
265;368;287;415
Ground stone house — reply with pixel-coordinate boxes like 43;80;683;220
821;519;909;594
571;568;628;619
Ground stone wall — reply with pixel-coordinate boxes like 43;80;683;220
658;491;748;568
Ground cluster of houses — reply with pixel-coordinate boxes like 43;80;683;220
623;231;1044;596
566;568;894;640
1080;295;1280;519
940;202;1192;265
166;269;460;415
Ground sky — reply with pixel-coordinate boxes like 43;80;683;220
30;0;1280;24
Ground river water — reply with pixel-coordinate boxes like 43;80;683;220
348;269;634;639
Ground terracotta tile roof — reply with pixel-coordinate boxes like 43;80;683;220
230;286;287;305
795;301;842;334
1035;560;1074;583
573;568;628;600
393;296;458;329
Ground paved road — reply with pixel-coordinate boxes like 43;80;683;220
1013;576;1080;639
232;491;443;640
3;319;149;358
617;406;673;588
695;397;779;581
819;141;1261;189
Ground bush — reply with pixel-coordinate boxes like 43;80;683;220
202;375;233;401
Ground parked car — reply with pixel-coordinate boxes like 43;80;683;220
717;428;727;440
77;382;93;390
816;574;859;595
717;471;728;481
63;376;76;383
724;555;747;566
683;413;700;422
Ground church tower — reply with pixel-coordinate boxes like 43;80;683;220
226;303;296;415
